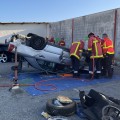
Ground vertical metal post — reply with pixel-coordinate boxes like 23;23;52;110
72;19;74;43
14;47;18;84
113;9;117;50
9;46;19;91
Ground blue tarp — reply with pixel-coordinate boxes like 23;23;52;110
10;73;120;96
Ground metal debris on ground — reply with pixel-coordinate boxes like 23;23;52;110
41;111;51;119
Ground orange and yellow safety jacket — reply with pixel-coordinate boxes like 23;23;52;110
88;36;103;59
70;41;84;60
102;37;114;55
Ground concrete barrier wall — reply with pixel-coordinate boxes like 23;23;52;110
116;8;120;59
50;19;72;48
74;10;115;40
50;8;120;59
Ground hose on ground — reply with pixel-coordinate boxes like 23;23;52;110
0;75;90;91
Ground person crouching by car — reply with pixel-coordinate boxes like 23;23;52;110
70;40;84;78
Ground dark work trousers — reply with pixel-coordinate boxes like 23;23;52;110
102;54;114;77
71;56;80;75
89;58;102;74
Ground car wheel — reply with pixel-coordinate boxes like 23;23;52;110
27;33;46;50
46;98;76;116
0;53;8;63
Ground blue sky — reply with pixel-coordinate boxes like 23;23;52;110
0;0;120;22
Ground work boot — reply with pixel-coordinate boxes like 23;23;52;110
73;71;79;78
73;73;80;78
73;73;77;78
94;73;100;79
108;69;113;79
86;74;93;79
101;69;106;76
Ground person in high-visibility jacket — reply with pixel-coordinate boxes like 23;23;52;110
58;38;66;47
87;33;103;79
102;33;114;78
70;40;84;78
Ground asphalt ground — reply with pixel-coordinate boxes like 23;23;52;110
0;62;120;120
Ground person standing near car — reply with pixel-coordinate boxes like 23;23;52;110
102;33;114;78
87;33;103;79
70;40;84;78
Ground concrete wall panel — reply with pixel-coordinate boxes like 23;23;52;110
50;19;72;47
50;9;115;49
115;8;120;59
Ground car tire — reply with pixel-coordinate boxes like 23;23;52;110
0;53;8;63
46;98;76;116
27;33;47;50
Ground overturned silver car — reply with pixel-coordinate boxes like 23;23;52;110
8;33;73;73
8;33;86;73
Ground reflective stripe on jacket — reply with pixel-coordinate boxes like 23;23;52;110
88;36;103;59
102;38;114;55
70;41;84;60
